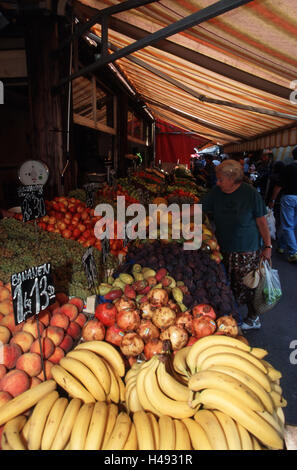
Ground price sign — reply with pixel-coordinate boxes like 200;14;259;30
83;183;97;208
82;247;98;290
11;263;55;325
18;184;46;223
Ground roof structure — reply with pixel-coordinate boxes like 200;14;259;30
71;0;297;152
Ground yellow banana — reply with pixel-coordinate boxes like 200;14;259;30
128;384;144;413
250;347;268;359
59;357;106;402
212;410;242;450
1;431;13;450
41;397;68;450
143;358;196;419
51;365;95;404
51;398;82;450
123;422;138;450
186;335;251;374
101;404;118;449
156;360;190;402
102;359;120;404
158;415;176;450
182;417;212;450
188;369;264;412
251;435;262;450
0;379;57;427
261;360;282;381
208;365;274;414
173;346;191;377
20;413;31;447
66;348;111;395
116;374;126;403
69;402;94;450
194;409;228;450
270;390;287;408
272;382;283;395
195;388;284;450
276;407;285;428
256;410;283;436
75;340;125;377
125;362;142;383
173;419;191;450
28;390;59;450
195;345;268;374
133;410;155;450
199;353;271;392
84;401;108;450
236;422;253;450
2;415;27;450
136;359;162;416
147;412;160;450
103;411;131;450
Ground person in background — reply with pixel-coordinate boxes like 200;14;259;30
255;152;274;198
202;159;272;330
201;154;217;188
268;147;297;262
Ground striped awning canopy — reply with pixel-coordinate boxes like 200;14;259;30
74;0;297;149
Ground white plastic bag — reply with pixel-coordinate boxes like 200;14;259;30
265;207;276;240
262;260;282;306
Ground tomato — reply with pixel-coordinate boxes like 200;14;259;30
95;302;117;327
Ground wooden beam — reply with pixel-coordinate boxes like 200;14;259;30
73;113;116;135
57;0;254;88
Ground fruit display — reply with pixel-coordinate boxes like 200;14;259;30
0;283;87;404
123;241;236;317
0;335;286;450
0;218;118;299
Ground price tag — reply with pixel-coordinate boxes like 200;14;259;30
11;263;55;325
18;184;46;223
82;246;98;290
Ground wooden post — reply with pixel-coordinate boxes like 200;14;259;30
117;92;128;177
25;15;75;199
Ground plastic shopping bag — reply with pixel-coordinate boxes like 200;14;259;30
266;207;276;240
253;259;282;314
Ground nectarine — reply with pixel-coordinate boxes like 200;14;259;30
68;297;84;312
59;334;73;353
16;352;42;377
0;325;11;345
37;360;54;381
75;312;87;328
22;318;45;339
0;300;13;316
43;325;65;346
66;321;81;340
0;390;12;407
50;312;70;330
60;303;78;322
0;313;18;335
29;376;42;389
48;346;65;364
0;287;10;302
0;365;6;381
10;331;34;353
0;369;30;397
30;336;55;359
1;343;22;369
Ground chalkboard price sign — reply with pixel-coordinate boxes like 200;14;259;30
82;246;98;289
18;184;46;223
11;263;56;325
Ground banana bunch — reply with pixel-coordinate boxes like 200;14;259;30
184;335;286;450
125;355;197;419
51;340;126;404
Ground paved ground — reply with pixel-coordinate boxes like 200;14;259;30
240;247;297;426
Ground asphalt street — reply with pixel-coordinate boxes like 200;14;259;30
241;246;297;426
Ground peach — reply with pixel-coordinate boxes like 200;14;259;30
1;343;22;369
0;365;7;381
0;369;30;397
30;337;55;359
51;307;62;316
0;391;12;407
0;325;11;344
69;297;84;312
48;301;60;313
10;331;34;353
59;334;73;353
66;321;81;340
0;313;18;334
0;300;13;315
37;360;54;381
55;293;69;305
16;352;42;377
39;310;51;327
75;312;87;329
0;287;10;302
43;325;65;346
50;312;70;330
48;346;64;364
0;313;3;322
22;318;45;339
60;303;78;322
29;376;42;389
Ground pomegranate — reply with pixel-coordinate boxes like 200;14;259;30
117;309;141;332
144;338;166;360
114;297;136;312
82;318;105;342
147;288;169;307
187;336;199;346
175;312;193;334
95;302;117;327
139;301;156;319
192;315;217;339
192;304;217;320
105;324;125;347
120;332;144;357
216;315;238;337
160;325;188;350
152;306;176;329
168;299;181;315
137;319;160;343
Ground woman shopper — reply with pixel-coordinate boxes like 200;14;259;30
202;159;272;330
